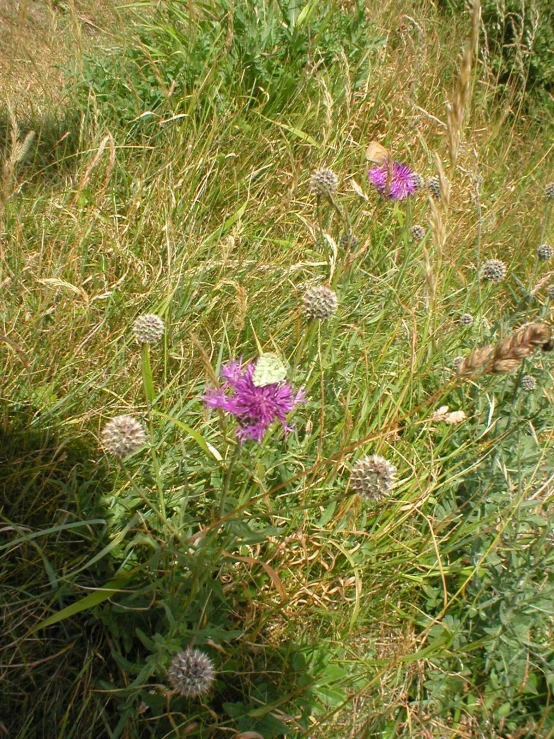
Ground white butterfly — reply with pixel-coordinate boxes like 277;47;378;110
252;353;287;387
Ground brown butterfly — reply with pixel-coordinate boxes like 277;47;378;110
365;140;393;197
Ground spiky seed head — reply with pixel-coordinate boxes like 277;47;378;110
133;314;165;344
537;243;553;262
411;172;424;191
459;313;474;327
521;375;536;391
102;415;146;458
302;285;338;321
350;455;397;501
426;175;441;200
411;225;425;241
167;648;215;698
545;182;554;200
481;259;507;283
309;169;338;198
340;233;359;250
452;356;465;373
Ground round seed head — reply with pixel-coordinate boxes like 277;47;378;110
309;169;338;198
545;182;554;200
340;233;360;250
411;172;424;191
452;356;465;373
521;375;536;391
302;285;338;321
102;415;146;458
481;259;507;283
537;243;553;262
167;648;215;698
350;455;397;501
133;314;165;344
411;225;425;241
459;313;474;327
426;175;441;200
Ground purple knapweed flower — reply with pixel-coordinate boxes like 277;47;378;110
204;359;306;443
368;161;417;201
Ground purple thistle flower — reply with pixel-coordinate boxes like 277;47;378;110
368;161;417;201
204;358;306;443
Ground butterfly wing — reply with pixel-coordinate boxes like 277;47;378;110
365;141;389;165
252;353;287;387
366;140;393;196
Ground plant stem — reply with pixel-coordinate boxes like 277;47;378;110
220;442;241;517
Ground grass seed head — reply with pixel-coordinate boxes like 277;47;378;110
302;285;338;321
350;455;397;501
309;168;338;198
102;415;146;458
167;648;215;698
456;323;551;377
431;405;450;421
537;243;553;262
133;314;165;344
444;410;466;424
411;225;425;241
521;375;537;391
481;259;507;282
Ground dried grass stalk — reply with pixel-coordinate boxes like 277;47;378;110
456;322;551;377
447;0;481;168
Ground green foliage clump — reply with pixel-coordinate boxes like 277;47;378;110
441;0;554;103
417;390;554;733
80;0;380;127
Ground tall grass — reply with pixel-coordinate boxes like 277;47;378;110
1;0;554;737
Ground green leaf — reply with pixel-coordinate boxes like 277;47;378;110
141;346;156;405
257;114;319;147
317;501;336;527
30;572;136;633
0;519;106;551
154;411;223;461
295;0;320;30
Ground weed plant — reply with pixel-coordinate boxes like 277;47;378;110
1;0;554;737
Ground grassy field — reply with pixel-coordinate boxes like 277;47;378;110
2;0;554;737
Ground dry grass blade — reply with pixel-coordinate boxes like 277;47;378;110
71;133;115;206
0;332;30;372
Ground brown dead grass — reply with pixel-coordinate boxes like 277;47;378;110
0;0;122;111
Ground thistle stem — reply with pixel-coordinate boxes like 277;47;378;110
141;343;165;518
220;442;241;517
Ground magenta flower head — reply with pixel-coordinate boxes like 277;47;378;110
204;358;306;443
368;161;418;201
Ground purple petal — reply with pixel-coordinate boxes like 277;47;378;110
368;161;416;201
204;359;306;443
